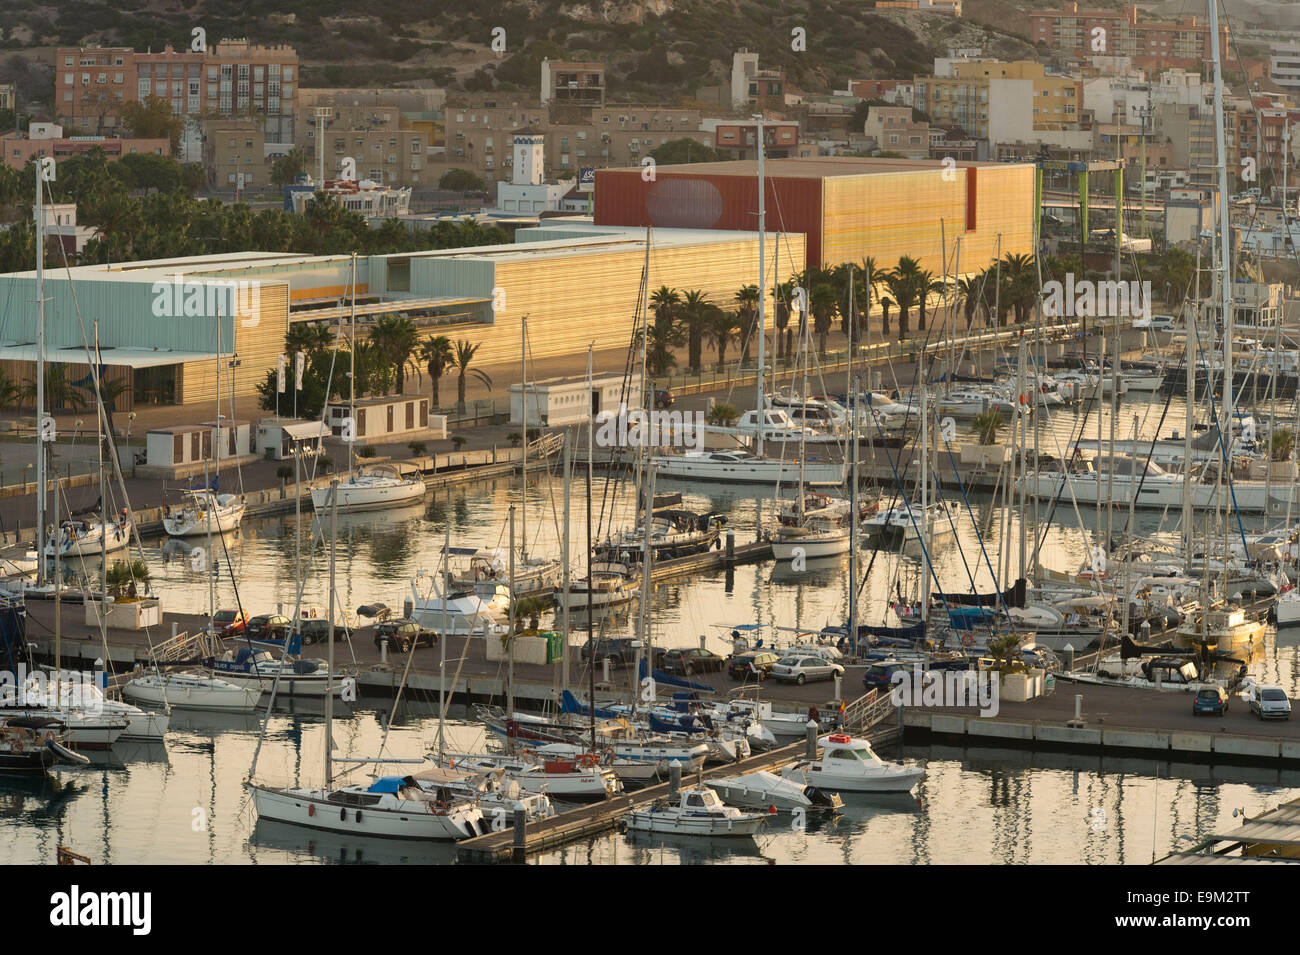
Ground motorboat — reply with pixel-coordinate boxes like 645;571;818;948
1018;455;1286;513
933;390;989;417
204;647;348;698
249;775;488;840
310;465;426;513
770;521;851;560
410;765;555;823
163;489;247;537
449;547;562;599
44;517;131;559
707;770;842;812
24;677;169;741
781;733;925;793
623;786;768;837
556;562;639;611
861;500;959;552
651;449;845;487
1277;589;1300;627
121;670;261;712
1174;605;1267;652
597;510;725;563
408;582;510;636
0;716;88;770
436;749;622;802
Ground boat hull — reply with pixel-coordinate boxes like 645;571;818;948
122;674;260;712
310;480;426;513
651;455;844;487
248;784;486;840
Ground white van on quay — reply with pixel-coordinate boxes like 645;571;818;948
1133;314;1177;331
1250;685;1292;720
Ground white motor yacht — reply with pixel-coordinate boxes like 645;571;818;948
781;733;925;793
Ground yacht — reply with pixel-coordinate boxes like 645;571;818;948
310;465;426;513
624;786;767;838
652;449;844;486
862;500;959;552
781;733;926;793
121;670;260;712
44;517;131;559
556;561;639;610
162;489;246;537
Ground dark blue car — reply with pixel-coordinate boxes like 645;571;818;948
1192;686;1229;716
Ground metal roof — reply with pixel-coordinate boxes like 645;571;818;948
0;344;221;368
1156;852;1300;865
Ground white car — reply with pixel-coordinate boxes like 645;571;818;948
771;655;845;686
1250;684;1292;720
1134;314;1176;331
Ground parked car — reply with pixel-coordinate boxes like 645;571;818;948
863;661;912;693
579;637;646;669
726;650;781;682
1250;685;1292;720
772;654;845;686
660;648;726;676
296;618;345;645
1192;686;1230;717
246;613;291;641
374;618;437;654
213;609;249;639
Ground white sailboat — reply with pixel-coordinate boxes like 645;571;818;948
163;489;246;537
44;517;131;558
249;480;487;840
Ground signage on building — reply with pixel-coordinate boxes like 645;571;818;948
579;167;595;192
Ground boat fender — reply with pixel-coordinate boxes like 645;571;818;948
340;807;346;821
308;803;315;817
768;805;778;814
356;811;362;823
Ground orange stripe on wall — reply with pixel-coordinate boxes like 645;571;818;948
288;284;369;302
965;167;977;232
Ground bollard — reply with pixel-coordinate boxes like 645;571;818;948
171;622;178;641
806;721;818;759
602;657;609;684
699;633;706;650
1074;694;1083;721
726;529;735;561
379;634;389;666
834;672;842;704
668;760;681;796
512;807;527;861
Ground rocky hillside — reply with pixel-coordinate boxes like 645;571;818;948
0;0;1038;101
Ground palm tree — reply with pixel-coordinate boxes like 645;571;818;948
369;314;419;394
25;363;86;413
858;256;878;343
882;270;918;341
733;285;759;365
954;275;982;330
916;269;946;333
679;289;712;371
973;410;1005;445
880;296;893;338
809;283;838;355
1000;253;1038;325
772;280;795;359
81;375;129;437
419;335;455;408
706;308;740;369
0;369;21;410
285;322;334;357
452;339;492;412
649;286;681;337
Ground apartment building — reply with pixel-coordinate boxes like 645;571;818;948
54;40;297;145
1028;3;1227;68
731;49;786;112
705;120;799;159
540;60;606;107
847;79;914;107
1270;44;1300;95
1;122;168;171
863;106;930;158
0;84;14;112
299;105;427;186
915;61;1079;140
203;120;266;191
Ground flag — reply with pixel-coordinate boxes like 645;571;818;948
276;354;286;393
294;351;305;390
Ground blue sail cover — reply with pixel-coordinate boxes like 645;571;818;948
367;776;405;794
649;712;709;734
946;606;998;630
560;690;621;719
651;669;713;692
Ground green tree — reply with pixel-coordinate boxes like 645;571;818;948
706;308;740;369
24;363;85;413
451;340;492;411
882;266;918;341
647;138;724;165
678;289;712;371
120;95;184;154
439;168;487;192
369;314;419;394
270;146;309;186
809;283;838;355
419;335;455;407
285;323;334;357
973;410;1005;445
733;285;760;365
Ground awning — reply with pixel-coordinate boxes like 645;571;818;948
273;421;331;440
0;344;222;368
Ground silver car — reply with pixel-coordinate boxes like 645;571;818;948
1250;685;1292;720
771;655;846;686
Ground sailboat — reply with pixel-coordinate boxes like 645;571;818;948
309;255;427;513
249;480;488;840
163;488;246;537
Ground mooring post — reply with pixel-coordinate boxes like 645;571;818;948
669;760;681;796
806;720;817;759
1075;694;1083;722
726;528;735;562
379;633;389;666
512;807;526;862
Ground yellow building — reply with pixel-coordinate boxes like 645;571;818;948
916;60;1080;139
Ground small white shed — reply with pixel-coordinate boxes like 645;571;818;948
256;418;332;460
146;425;212;468
509;372;642;427
325;396;442;443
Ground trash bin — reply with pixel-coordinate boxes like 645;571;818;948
544;630;563;664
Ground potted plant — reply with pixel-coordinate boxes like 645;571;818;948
408;441;427;457
508;431;522;448
987;631;1041;702
960;411;1010;466
1270;428;1295;479
707;402;740;427
357;445;377;459
86;559;161;630
451;435;468;452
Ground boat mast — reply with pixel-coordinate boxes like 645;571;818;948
560;433;571;698
348;253;357;477
507;505;516;726
325;479;337;793
440;522;449;762
586;344;596;755
755;112;766;459
1184;250;1199;565
634;460;654;720
34;164;45;587
848;269;860;656
920;377;930;618
1209;0;1233;429
521;318;528;562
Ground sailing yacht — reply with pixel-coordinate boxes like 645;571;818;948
163;489;246;537
44;517;131;558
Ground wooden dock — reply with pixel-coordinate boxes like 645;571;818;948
456;690;900;863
